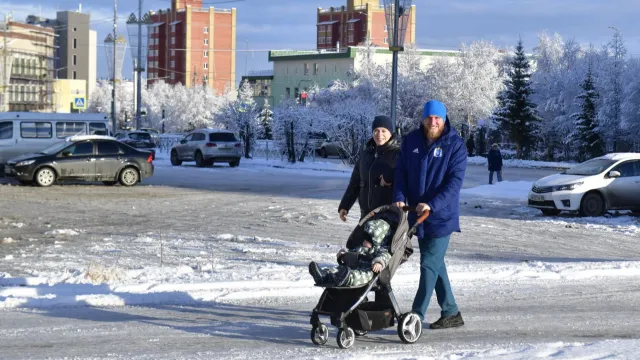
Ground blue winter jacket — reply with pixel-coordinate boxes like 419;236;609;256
392;121;467;239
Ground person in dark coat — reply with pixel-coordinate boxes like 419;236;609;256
487;143;503;184
393;99;466;329
466;136;475;157
338;115;400;221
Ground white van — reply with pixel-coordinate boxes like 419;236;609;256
0;112;112;165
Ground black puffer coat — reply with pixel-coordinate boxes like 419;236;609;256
339;138;400;219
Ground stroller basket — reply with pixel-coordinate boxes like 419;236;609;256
345;302;394;331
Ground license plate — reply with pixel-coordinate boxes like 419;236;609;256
530;194;545;202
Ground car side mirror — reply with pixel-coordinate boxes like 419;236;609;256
61;151;72;157
608;170;621;178
180;139;187;144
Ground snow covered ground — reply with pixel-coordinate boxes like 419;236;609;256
1;161;639;359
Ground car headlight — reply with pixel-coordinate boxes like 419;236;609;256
16;160;36;167
553;182;584;192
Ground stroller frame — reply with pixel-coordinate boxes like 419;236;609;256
309;205;429;349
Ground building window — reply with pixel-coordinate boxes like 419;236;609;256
304;63;309;75
314;63;318;75
294;88;299;99
73;27;77;32
171;49;175;56
73;38;77;49
171;37;175;45
170;72;175;80
348;23;354;30
318;36;325;45
348;34;354;43
383;37;388;44
203;50;208;57
204;39;208;45
384;25;388;32
73;54;77;66
203;63;208;69
73;71;77;79
204;27;209;34
286;87;290;98
171;25;176;32
170;60;175;68
319;25;325;32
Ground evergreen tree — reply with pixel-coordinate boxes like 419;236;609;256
492;39;540;159
571;61;604;161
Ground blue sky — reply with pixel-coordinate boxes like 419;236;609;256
2;0;639;84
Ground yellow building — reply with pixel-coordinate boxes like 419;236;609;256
53;79;87;113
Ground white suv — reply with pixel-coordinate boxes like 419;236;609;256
528;153;640;217
170;129;242;167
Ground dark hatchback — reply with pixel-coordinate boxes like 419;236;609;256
4;135;154;187
115;131;157;159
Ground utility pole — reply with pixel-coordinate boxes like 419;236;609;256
133;58;137;122
111;0;118;134
135;0;143;130
389;0;400;135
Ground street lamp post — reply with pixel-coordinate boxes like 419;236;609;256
383;0;412;136
126;10;151;130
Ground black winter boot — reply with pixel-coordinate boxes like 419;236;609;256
429;312;464;329
308;262;326;285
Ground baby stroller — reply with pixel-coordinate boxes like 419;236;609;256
309;205;429;349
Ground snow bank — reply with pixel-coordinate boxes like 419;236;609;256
467;156;574;169
461;180;532;201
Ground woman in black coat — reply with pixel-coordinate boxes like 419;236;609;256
487;143;503;184
338;115;400;221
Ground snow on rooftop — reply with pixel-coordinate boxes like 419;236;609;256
66;135;116;142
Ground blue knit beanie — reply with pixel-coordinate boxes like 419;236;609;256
422;100;447;121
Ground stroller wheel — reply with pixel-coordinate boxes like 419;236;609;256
337;327;355;349
354;329;367;337
310;324;329;345
397;313;422;344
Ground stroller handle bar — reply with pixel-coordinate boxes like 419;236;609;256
401;206;430;225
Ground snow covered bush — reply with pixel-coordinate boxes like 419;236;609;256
271;99;315;163
216;81;261;158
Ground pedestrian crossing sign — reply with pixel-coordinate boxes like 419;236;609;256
72;97;86;109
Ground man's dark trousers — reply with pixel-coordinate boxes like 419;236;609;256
412;234;459;320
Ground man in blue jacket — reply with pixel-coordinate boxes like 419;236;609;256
393;99;467;329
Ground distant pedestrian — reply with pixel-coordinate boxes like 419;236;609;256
488;143;503;184
466;136;475;157
338;115;400;221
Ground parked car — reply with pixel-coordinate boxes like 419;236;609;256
528;153;640;217
312;133;345;159
170;129;242;167
3;135;154;187
115;130;156;159
139;128;160;145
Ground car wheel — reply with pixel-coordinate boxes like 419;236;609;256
541;209;561;216
320;148;328;158
170;150;182;166
103;181;118;186
195;151;205;168
579;192;605;217
34;167;56;187
119;167;139;187
229;159;240;168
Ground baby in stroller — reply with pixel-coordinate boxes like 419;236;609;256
309;218;393;288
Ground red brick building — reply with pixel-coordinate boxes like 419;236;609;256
317;0;415;50
147;0;236;94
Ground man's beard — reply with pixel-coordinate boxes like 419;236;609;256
425;126;444;141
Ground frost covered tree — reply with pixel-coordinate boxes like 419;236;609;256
217;80;261;158
313;80;378;165
493;39;540;159
621;59;640;150
597;28;627;151
570;60;604;161
271;99;315;163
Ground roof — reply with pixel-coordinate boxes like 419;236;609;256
597;153;640;161
269;48;356;61
169;20;182;25
66;135;116;142
148;22;164;27
346;19;360;23
0;112;110;121
317;21;338;25
197;128;235;133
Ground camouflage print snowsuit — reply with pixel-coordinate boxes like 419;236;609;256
327;219;393;287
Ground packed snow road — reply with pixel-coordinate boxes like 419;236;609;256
1;157;639;359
